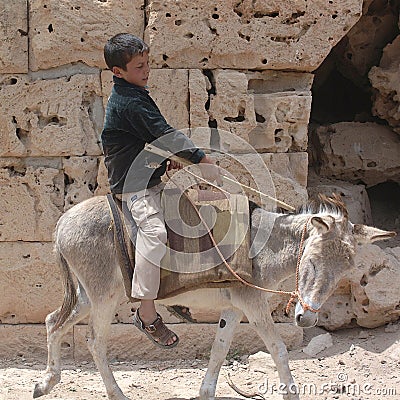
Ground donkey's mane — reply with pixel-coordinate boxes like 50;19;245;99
301;193;349;219
249;193;348;219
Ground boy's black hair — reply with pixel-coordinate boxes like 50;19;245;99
104;33;149;71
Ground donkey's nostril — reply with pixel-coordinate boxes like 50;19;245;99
296;313;303;325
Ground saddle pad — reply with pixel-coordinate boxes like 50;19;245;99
157;187;252;299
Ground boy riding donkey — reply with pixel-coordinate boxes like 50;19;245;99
101;33;221;348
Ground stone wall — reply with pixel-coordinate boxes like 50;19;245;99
2;0;399;360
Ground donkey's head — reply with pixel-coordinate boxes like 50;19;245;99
295;195;396;328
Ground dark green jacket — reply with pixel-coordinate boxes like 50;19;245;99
101;76;205;193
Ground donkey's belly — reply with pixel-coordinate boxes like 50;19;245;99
155;288;232;318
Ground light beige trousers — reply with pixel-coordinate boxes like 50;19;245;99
124;183;167;299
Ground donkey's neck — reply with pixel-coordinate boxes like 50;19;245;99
251;209;311;288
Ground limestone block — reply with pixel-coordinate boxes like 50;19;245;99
0;242;62;324
29;0;144;71
63;157;99;210
146;0;362;71
0;158;63;241
0;324;73;360
333;7;399;87
303;333;333;356
317;245;400;330
188;69;210;131
351;245;400;328
74;322;302;362
208;70;257;147
215;152;308;210
0;74;103;157
312;122;400;186
189;70;313;153
250;93;311;152
317;286;354;331
101;69;190;130
307;173;373;224
101;70;114;110
0;1;28;73
148;69;189;130
369;35;400;134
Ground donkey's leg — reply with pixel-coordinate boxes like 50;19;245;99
34;283;90;398
199;307;243;400
86;297;129;400
230;288;299;400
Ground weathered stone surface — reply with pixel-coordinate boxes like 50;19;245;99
0;158;63;241
29;0;144;71
317;245;400;330
0;1;28;73
146;0;362;71
332;1;399;88
303;333;333;356
351;245;400;328
369;35;400;134
307;173;373;224
148;69;189;130
0;324;73;360
214;152;308;210
101;69;190;130
188;69;210;132
189;70;313;153
0;242;62;324
311;122;400;186
74;322;303;362
0;74;103;157
64;156;100;210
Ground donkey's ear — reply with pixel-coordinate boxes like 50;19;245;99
310;216;330;233
353;224;396;244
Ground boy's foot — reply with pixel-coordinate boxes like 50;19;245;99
133;309;179;348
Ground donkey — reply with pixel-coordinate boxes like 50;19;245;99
33;194;394;400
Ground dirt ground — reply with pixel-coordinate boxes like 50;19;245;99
1;322;399;400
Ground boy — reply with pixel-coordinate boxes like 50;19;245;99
101;33;220;348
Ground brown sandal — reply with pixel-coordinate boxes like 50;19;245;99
133;309;179;349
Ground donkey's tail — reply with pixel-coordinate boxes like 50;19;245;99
51;248;77;333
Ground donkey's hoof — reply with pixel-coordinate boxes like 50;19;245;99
33;383;46;398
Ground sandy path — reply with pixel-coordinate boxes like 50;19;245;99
1;323;399;400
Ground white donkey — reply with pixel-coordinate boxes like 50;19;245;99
34;195;394;400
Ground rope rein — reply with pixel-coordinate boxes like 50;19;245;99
166;169;320;314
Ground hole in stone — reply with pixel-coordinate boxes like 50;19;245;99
212;13;219;19
262;59;268;64
175;20;182;26
162;54;168;61
185;32;194;38
361;299;369;306
61;342;71;349
18;29;28;36
81;37;85;42
48;24;54;33
255;113;265;123
367;161;377;168
360;274;368;286
166;12;171;17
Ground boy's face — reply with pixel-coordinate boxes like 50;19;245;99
112;51;150;87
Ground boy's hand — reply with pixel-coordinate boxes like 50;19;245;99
198;155;223;186
167;160;184;170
